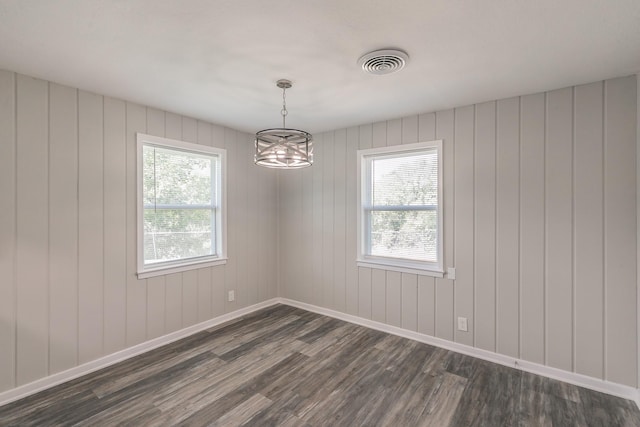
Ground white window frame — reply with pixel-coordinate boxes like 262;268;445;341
136;133;227;279
357;140;444;277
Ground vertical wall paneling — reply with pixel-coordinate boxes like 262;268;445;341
257;163;270;302
371;269;386;323
300;163;314;304
146;274;165;339
474;101;496;352
210;124;227;316
103;97;127;353
358;268;373;320
345;127;359;315
201;121;226;317
604;76;637;386
162;112;184;334
284;80;636;373
210;259;225;321
235;132;249;308
48;83;79;373
574;82;604;380
372;121;386;148
0;70;15;392
246;135;260;306
358;124;373;319
145;108;166;340
293;167;304;301
519;93;546;364
165;112;182;138
163;274;182;333
197;268;212;322
496;97;520;358
125;103;147;346
637;72;640;391
333;129;347;312
386;271;402;327
384;120;404;327
1;71;279;395
197;121;213;321
210;123;225;147
255;139;268;303
224;128;238;313
454;106;475;346
181;270;198;327
181;117;197;142
418;112;438;338
418;113;436;141
401;273;418;331
267;167;278;299
387;118;402;144
322;132;335;309
312;134;324;307
545;87;574;371
279;161;295;298
402;115;418;144
435;110;455;341
210;265;225;319
16;75;49;385
2;69;637;396
78;90;104;363
417;276;436;336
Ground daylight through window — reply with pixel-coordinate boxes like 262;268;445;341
357;140;443;275
137;133;226;278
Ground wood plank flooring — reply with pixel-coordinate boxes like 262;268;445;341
1;304;639;426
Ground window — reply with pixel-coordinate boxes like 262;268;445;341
137;133;226;278
357;140;443;276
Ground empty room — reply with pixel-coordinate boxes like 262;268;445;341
0;1;639;425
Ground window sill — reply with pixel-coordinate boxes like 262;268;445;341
137;258;228;279
356;260;444;278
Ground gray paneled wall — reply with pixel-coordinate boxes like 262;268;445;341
279;75;638;388
0;71;278;393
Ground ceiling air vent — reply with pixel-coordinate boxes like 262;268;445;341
358;49;409;75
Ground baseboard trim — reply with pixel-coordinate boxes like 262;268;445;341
2;297;638;410
277;298;640;407
0;298;280;407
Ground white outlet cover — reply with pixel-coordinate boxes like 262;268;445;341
457;316;468;332
228;290;235;302
447;267;456;280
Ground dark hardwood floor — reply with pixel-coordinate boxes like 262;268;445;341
1;304;639;426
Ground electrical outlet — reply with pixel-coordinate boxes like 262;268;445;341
457;316;468;332
228;290;235;302
447;267;456;280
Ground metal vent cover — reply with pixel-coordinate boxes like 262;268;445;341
358;49;409;75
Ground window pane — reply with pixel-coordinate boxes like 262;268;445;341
144;208;215;264
370;210;437;262
371;150;437;206
143;145;214;206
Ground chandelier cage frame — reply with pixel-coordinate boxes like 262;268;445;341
254;79;313;169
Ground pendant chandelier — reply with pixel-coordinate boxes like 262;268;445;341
255;79;313;169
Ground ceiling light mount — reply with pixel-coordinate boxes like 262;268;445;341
276;79;292;90
358;49;409;75
254;79;313;169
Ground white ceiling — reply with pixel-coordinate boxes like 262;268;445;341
1;0;639;134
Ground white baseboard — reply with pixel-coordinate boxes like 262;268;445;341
2;297;638;411
0;298;280;407
277;298;640;407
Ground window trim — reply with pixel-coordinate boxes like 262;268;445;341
136;133;227;279
356;140;444;277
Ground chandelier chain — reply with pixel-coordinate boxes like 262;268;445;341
281;86;288;128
